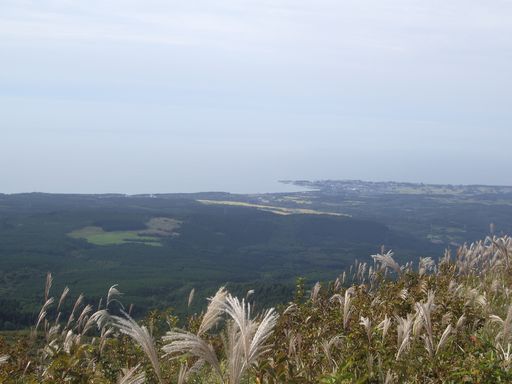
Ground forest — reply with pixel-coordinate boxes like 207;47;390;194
2;181;511;330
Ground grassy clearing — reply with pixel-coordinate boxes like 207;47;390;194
68;217;181;246
197;199;350;217
68;226;162;246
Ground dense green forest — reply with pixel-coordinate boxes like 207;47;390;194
1;181;511;329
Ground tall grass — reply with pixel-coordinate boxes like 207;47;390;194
1;236;512;382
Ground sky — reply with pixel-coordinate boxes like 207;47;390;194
1;0;511;193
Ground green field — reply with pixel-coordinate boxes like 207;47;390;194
68;216;181;246
68;226;162;246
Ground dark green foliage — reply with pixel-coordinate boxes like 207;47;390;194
0;183;509;330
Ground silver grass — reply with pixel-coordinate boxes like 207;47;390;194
107;285;124;309
412;311;424;339
311;282;321;304
366;352;374;373
80;311;101;336
357;262;368;282
223;302;278;383
197;287;227;335
490;304;512;344
222;295;254;362
63;330;76;353
334;277;341;292
225;320;246;384
48;324;61;338
419;257;435;276
287;332;302;359
441;312;453;326
384;370;396;384
246;289;254;299
435;324;452;355
22;361;31;377
448;280;458;293
76;304;93;332
491;279;501;296
321;335;343;371
177;364;188;384
396;314;414;360
312;344;319;357
176;360;206;384
343;288;355;330
190;358;206;374
283;303;298;315
35;297;55;333
188;288;195;308
419;279;429;296
456;314;466;330
453;237;512;276
377;315;392;341
164;290;277;384
464;288;487;308
54;311;61;326
368;266;374;281
100;327;114;354
493;237;510;270
370;296;382;307
421;332;434;358
498;343;512;365
117;364;146;384
246;308;278;364
398;288;408;300
90;309;111;331
475;293;487;308
112;312;163;384
372;250;401;275
287;333;296;358
396;334;410;360
415;291;436;357
44;272;53;301
359;316;372;343
43;339;60;359
163;329;223;380
330;293;343;307
67;293;84;328
57;286;69;312
441;249;451;266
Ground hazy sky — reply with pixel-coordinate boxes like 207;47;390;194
1;0;511;193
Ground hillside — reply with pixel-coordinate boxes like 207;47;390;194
0;236;511;382
2;181;511;329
